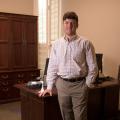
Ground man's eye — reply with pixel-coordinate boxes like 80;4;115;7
65;22;68;24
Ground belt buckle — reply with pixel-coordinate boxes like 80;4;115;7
75;78;79;81
70;78;77;82
75;78;78;81
68;79;71;82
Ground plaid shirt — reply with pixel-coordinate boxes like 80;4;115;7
46;35;98;89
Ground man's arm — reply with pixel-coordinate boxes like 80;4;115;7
38;43;58;96
85;40;98;88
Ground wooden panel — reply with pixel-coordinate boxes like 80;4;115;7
44;96;62;120
29;96;44;120
25;20;37;43
25;44;37;68
103;86;119;119
12;20;25;69
12;44;25;69
24;19;37;68
88;89;103;120
0;44;9;70
12;20;23;43
0;18;10;42
0;18;11;70
21;91;30;120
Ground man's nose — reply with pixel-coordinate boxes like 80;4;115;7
68;23;73;28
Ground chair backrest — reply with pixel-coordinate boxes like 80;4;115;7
44;58;49;75
118;65;120;81
96;53;103;73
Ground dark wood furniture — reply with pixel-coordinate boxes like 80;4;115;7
0;12;40;103
16;79;119;120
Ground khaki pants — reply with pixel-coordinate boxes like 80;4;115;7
56;78;89;120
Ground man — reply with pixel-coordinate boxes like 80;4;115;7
38;11;98;120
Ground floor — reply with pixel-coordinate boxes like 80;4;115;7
0;101;21;120
0;100;120;120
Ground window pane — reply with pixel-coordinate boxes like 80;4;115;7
38;0;60;44
50;0;59;42
38;0;47;44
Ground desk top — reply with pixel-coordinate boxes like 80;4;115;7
91;78;119;89
15;79;119;98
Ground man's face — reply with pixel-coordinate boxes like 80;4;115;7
63;19;78;36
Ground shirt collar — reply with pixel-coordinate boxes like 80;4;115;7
64;34;79;42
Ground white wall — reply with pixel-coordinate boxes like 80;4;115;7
0;0;34;15
33;0;38;15
61;0;120;78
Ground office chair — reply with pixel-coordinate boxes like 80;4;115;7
118;65;120;111
43;58;49;76
118;65;120;81
96;53;103;73
42;58;49;86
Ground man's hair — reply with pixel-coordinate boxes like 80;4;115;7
63;11;78;23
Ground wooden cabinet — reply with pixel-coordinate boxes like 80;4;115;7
0;12;40;103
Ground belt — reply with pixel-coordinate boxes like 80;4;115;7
59;76;85;82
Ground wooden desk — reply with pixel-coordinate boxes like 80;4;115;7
15;79;119;120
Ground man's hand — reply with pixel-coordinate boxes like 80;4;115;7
38;89;52;97
87;83;98;88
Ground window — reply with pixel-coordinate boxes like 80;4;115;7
38;0;61;44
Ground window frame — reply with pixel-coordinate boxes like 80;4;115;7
38;0;62;45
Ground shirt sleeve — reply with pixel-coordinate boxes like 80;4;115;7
85;40;98;87
46;43;58;90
